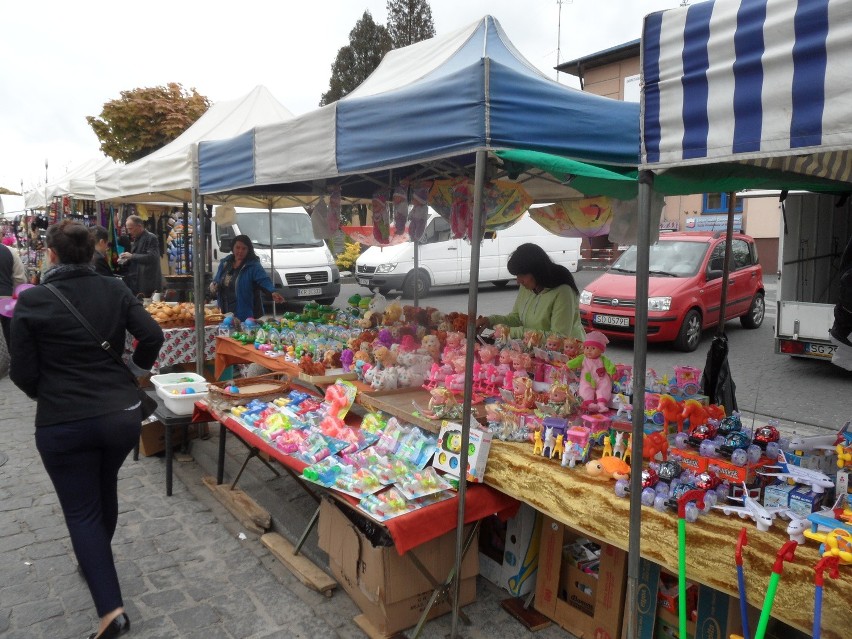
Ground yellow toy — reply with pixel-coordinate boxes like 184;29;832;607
532;429;543;456
552;434;564;460
601;435;613;457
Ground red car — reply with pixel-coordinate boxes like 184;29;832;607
578;232;765;351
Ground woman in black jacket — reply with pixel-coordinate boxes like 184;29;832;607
10;220;164;639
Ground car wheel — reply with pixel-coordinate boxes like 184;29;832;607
402;270;431;299
493;280;510;288
674;310;702;352
740;292;765;329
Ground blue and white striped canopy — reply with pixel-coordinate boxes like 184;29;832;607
641;0;852;183
199;16;639;200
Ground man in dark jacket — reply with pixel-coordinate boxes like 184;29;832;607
119;215;163;297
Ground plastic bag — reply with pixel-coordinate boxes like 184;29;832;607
408;184;429;241
392;183;409;234
371;189;391;245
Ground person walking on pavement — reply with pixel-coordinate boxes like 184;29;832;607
0;237;27;348
118;215;162;298
9;220;164;639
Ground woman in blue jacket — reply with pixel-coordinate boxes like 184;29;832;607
210;235;284;320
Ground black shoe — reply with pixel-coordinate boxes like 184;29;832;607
87;613;130;639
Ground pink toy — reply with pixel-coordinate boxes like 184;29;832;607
567;331;617;413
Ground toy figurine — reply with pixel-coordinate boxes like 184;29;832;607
524;329;544;351
656;394;685;434
567;331;617;413
563;336;582;360
545;333;565;355
493;324;511;347
602;435;613;457
585;456;630;481
612;393;633;420
422;387;462;420
420;334;442;362
532;429;544;456
542;426;555;458
613;431;627;459
643;430;669;461
553;434;564;460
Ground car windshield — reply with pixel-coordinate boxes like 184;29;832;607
611;240;708;277
235;212;324;248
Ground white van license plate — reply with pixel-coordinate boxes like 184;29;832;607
357;277;370;286
594;314;629;327
297;287;322;297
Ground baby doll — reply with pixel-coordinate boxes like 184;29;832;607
567;331;617;413
493;324;511;347
544;333;565;356
523;329;544;352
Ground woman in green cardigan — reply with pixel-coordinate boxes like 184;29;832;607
476;243;585;341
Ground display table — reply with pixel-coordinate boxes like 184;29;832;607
125;325;217;374
214;336;301;380
192;399;518;554
356;386;850;639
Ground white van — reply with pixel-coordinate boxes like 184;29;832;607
354;212;581;298
212;210;340;304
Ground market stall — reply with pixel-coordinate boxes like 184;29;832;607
193;10;852;639
125;324;218;375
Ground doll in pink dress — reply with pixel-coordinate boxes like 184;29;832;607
567;331;617;413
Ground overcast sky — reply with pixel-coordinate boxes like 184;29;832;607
1;0;685;194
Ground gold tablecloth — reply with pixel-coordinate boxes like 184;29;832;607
485;441;850;639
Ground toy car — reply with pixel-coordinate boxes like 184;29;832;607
614;467;660;504
711;430;763;466
675;421;720;451
657;480;718;521
752;423;782;458
716;412;743;437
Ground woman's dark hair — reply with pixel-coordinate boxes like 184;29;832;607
232;234;259;262
89;225;109;245
47;220;95;265
507;243;579;295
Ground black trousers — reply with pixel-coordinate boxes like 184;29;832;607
36;407;141;617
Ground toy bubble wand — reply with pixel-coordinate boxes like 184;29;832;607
676;489;706;639
734;527;751;639
812;555;840;639
753;540;798;639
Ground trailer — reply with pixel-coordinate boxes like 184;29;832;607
774;193;852;360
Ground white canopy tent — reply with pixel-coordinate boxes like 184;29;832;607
95;85;311;208
24;157;117;209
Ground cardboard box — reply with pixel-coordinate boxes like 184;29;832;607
763;480;825;516
138;421;199;457
535;516;627;639
786;450;838;473
629;558;750;639
432;422;493;483
478;503;541;597
317;498;478;635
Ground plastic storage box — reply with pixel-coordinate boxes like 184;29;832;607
151;372;207;390
156;382;209;415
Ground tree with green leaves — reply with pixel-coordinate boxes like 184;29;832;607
320;11;393;106
87;83;210;163
386;0;435;48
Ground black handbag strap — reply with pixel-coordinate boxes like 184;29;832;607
44;283;141;388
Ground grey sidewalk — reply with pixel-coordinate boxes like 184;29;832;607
0;376;575;639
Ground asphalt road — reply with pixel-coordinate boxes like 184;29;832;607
333;270;850;432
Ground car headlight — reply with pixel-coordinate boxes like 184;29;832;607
648;297;672;311
579;289;592;305
258;254;271;266
324;247;334;262
376;263;398;273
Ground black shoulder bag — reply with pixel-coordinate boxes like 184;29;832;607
44;283;158;420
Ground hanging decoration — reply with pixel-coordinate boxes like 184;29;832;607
309;196;331;240
529;196;614;238
428;178;533;238
408;182;429;241
371;188;391;245
392;182;409;235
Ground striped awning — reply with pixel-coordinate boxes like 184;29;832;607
641;0;852;181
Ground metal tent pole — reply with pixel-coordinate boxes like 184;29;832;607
716;193;737;335
625;170;653;639
450;149;487;639
192;187;206;376
268;204;277;317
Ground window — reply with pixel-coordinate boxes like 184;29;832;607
423;216;451;244
703;193;743;214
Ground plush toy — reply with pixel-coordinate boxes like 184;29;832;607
567;330;617;413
